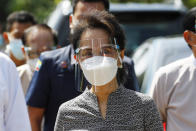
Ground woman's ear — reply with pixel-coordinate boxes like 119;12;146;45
74;54;79;63
120;50;125;60
74;54;77;60
74;54;83;69
117;50;124;68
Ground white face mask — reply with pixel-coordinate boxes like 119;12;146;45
27;58;38;70
80;56;118;86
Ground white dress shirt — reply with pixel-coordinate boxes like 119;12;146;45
0;53;31;131
151;55;196;131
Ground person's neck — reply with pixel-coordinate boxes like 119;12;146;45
90;78;118;101
90;78;118;119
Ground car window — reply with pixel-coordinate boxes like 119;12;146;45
114;11;186;56
139;36;192;94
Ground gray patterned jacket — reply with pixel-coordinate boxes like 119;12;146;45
54;86;163;131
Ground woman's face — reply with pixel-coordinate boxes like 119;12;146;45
76;28;119;87
77;28;118;62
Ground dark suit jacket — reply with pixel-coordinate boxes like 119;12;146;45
26;45;139;131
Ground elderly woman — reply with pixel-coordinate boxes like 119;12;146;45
54;11;163;131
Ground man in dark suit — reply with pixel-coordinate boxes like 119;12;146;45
26;0;139;131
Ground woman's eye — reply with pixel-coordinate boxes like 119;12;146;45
85;51;93;57
102;47;115;55
103;49;110;54
80;49;92;57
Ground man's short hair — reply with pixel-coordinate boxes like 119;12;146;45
22;24;58;46
183;7;196;32
72;0;109;14
6;11;37;31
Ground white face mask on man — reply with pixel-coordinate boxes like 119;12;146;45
81;56;118;86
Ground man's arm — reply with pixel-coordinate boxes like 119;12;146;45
150;69;167;122
2;53;31;131
28;106;45;131
26;54;51;131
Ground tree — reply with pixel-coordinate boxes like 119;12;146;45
6;0;60;22
0;0;60;29
110;0;164;3
182;0;196;9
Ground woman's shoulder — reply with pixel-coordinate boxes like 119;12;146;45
58;93;85;113
121;87;154;105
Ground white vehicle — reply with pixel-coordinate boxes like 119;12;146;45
132;35;192;93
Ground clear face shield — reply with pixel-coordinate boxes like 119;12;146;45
75;38;122;92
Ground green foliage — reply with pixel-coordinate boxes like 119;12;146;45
1;0;59;25
0;0;10;25
182;0;196;9
1;0;196;28
110;0;164;3
110;0;196;8
7;0;58;23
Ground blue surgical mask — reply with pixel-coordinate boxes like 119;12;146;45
8;39;25;60
0;34;4;47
